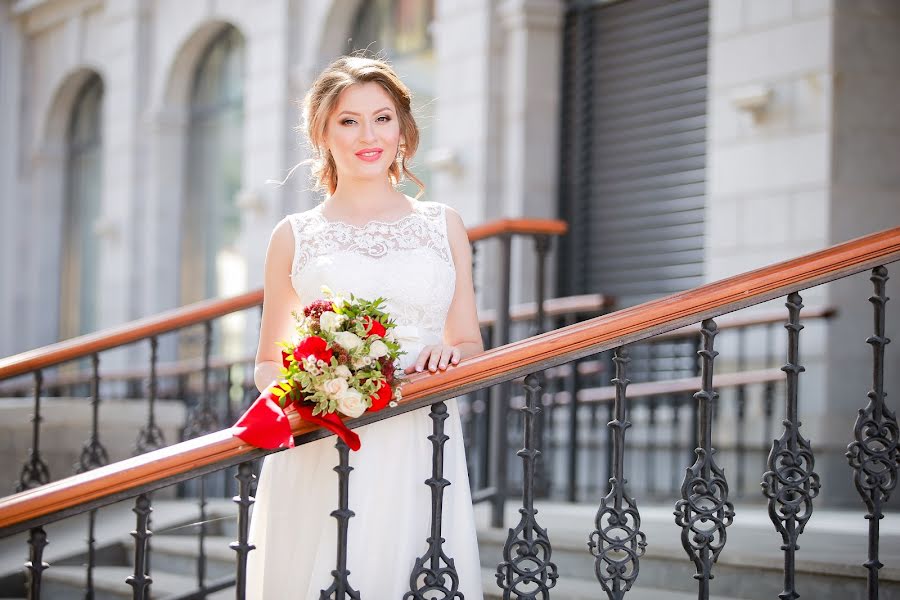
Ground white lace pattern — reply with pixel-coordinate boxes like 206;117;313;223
287;201;457;359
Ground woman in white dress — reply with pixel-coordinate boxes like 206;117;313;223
246;55;485;598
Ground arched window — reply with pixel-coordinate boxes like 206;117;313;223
60;75;103;340
350;0;435;196
180;25;245;310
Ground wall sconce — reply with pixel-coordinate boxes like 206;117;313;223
424;147;463;176
236;188;265;215
93;216;120;242
730;84;773;121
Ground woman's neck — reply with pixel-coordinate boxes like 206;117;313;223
326;177;411;220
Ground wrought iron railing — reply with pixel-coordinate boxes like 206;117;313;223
0;225;898;599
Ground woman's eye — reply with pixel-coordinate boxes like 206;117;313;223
341;119;356;126
377;115;390;122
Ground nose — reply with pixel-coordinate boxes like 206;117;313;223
359;119;376;143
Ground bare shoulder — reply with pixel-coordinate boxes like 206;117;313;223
265;216;298;267
436;204;471;259
439;203;467;235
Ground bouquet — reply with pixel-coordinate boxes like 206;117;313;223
232;286;405;451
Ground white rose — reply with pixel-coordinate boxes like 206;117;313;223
319;311;345;332
335;388;366;418
368;339;389;358
351;356;367;369
323;377;349;398
334;365;352;379
334;331;362;351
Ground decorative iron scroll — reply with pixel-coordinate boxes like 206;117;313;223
231;462;256;600
847;266;898;600
136;336;166;454
126;494;153;600
588;348;646;599
496;373;558;599
761;292;820;600
320;439;361;600
406;402;463;599
674;319;734;598
17;370;50;492
183;321;220;439
25;526;49;599
77;354;110;473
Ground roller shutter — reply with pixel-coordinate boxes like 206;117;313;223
558;0;709;306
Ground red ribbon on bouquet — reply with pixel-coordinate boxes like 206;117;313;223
231;384;361;451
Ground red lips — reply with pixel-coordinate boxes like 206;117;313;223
355;148;383;162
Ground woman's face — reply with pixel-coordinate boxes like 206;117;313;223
323;81;402;185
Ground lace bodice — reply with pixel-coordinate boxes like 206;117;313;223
287;201;457;367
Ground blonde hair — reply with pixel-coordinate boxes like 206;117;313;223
300;55;424;197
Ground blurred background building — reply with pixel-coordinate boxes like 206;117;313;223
0;0;898;503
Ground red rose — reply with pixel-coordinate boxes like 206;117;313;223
362;316;386;338
293;336;333;366
369;380;392;411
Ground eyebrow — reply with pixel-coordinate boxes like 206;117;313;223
336;107;394;117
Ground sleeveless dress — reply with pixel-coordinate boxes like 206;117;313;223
245;201;484;599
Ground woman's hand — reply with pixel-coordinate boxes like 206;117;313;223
404;344;461;374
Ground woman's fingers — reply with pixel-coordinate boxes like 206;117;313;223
437;345;455;370
404;345;461;374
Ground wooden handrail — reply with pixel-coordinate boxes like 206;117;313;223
0;217;567;382
467;218;568;242
1;226;897;534
0;291;602;395
0;301;832;395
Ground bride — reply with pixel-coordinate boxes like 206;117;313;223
245;55;485;598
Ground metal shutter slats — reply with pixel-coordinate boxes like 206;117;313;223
558;0;709;305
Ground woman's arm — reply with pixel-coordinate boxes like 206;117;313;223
254;218;303;392
442;205;484;359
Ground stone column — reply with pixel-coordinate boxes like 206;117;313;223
497;0;563;308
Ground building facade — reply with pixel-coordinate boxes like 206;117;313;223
1;0;898;504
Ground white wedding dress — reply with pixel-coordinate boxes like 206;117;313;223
246;200;484;599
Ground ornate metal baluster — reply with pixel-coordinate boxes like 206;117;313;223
183;321;219;439
735;384;747;499
77;353;109;600
847;266;898;600
320;439;360;599
79;354;110;472
136;337;165;454
496;372;558;598
670;395;682;494
197;475;208;594
25;526;49;600
126;494;153;599
489;234;513;527
763;382;775;471
588;348;646;599
406;402;462;599
646;398;657;498
761;293;821;600
565;326;580;501
230;462;257;600
17;370;50;492
674;319;734;600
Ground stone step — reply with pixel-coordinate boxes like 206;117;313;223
474;501;900;600
147;535;235;580
41;566;233;600
481;567;754;600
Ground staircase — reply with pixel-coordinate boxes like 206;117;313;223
4;498;897;599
